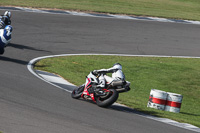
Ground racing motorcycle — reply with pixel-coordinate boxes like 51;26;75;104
0;25;12;55
71;71;131;107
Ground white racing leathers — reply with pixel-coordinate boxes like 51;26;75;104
96;67;125;88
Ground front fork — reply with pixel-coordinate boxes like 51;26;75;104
81;85;96;102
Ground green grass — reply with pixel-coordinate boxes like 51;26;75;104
0;0;200;21
35;55;200;127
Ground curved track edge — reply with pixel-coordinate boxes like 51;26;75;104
27;53;200;132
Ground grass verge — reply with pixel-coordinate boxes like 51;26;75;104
34;55;200;127
0;0;200;21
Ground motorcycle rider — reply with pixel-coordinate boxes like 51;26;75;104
0;11;12;54
93;63;125;91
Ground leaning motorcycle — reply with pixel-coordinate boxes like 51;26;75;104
71;71;131;107
0;25;12;54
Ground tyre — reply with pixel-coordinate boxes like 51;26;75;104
0;47;4;55
96;89;119;108
71;85;84;99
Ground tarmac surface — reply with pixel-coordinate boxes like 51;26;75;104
0;8;200;133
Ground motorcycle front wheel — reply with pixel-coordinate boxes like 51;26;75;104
96;89;119;108
71;85;84;99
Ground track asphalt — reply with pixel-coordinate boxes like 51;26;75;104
0;7;200;133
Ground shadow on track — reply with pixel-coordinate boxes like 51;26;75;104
109;104;147;115
109;104;167;118
76;99;159;118
7;43;51;53
0;56;28;65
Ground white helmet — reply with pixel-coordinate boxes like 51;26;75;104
4;11;11;18
113;63;122;70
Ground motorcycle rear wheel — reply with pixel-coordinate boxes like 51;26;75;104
96;89;118;108
71;85;84;99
